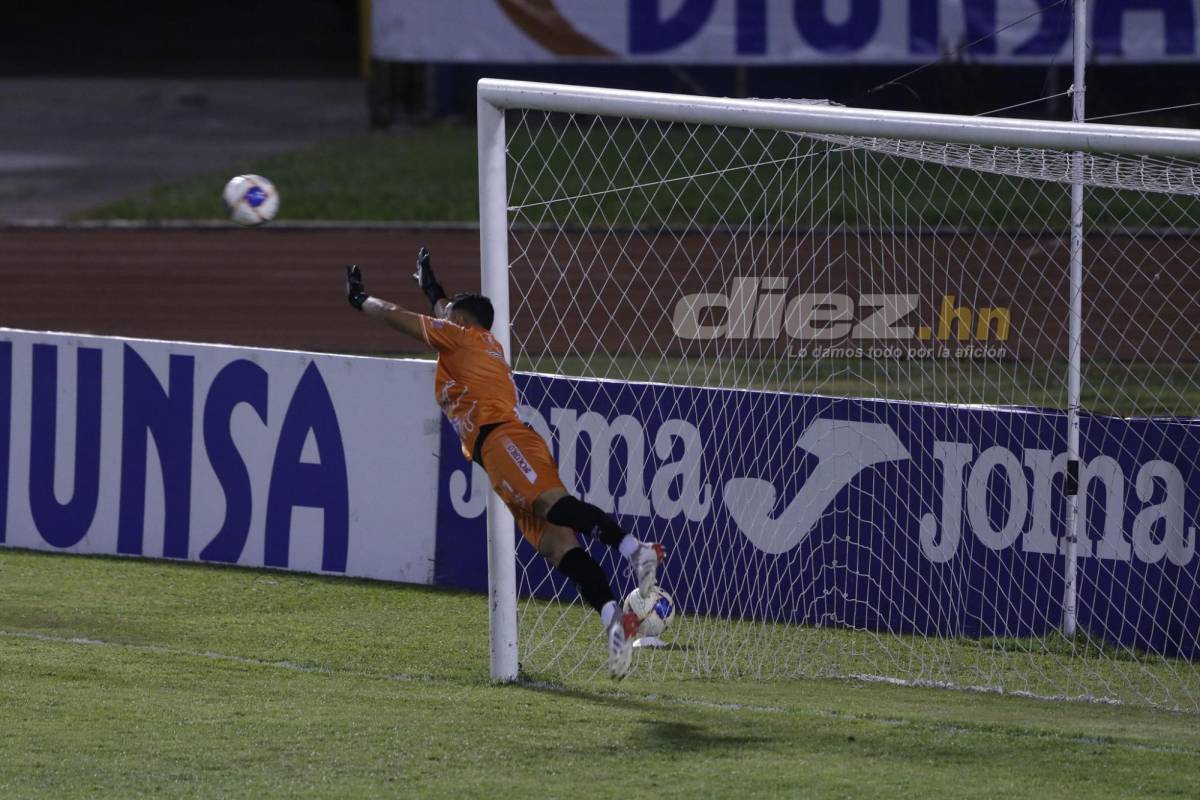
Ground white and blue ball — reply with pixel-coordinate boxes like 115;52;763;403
223;174;279;226
623;587;675;639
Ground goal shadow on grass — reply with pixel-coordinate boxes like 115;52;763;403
638;718;777;752
512;678;779;752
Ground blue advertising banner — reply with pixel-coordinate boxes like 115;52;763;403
435;373;1200;660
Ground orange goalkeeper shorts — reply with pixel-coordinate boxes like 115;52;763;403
478;421;566;549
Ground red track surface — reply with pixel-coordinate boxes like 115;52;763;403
3;227;1195;362
2;228;480;354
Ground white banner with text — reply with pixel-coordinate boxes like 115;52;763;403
373;0;1200;64
0;329;441;585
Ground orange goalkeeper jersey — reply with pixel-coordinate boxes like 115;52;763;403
418;314;520;458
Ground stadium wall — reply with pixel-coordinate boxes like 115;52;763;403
4;328;1198;660
0;329;441;584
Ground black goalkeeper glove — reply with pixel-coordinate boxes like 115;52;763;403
346;264;369;310
413;246;447;310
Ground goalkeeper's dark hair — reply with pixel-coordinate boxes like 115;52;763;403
449;293;494;330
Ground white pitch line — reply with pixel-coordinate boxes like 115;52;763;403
0;629;416;682
847;671;1130;707
3;630;787;716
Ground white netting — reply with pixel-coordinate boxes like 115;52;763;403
498;99;1200;710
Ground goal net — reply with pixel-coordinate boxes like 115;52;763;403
480;81;1200;710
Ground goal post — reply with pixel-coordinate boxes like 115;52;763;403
476;79;1200;707
477;90;519;682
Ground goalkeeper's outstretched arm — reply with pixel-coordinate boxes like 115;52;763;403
345;247;450;344
345;264;432;344
412;246;449;316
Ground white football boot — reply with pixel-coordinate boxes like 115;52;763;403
607;610;640;679
629;542;667;598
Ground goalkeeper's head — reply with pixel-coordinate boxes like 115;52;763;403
446;293;495;330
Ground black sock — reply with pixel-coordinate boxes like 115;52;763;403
556;547;615;613
546;496;626;550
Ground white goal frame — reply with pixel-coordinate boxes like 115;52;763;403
476;78;1200;683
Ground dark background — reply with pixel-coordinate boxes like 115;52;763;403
0;1;361;77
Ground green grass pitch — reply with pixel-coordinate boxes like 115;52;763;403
1;548;1197;798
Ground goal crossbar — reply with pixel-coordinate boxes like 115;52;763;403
479;79;1200;161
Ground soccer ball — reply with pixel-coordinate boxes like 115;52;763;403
623;587;675;639
222;174;279;226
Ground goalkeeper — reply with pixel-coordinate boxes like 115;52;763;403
345;248;665;678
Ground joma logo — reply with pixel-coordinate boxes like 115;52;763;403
449;407;1195;567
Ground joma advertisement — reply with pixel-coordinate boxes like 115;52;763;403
437;372;1200;660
